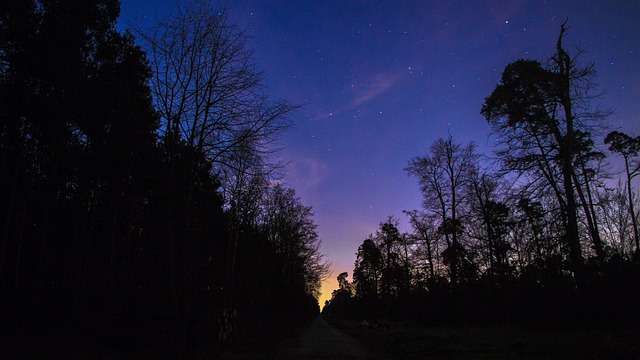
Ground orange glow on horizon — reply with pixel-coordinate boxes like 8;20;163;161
318;273;338;311
318;266;354;311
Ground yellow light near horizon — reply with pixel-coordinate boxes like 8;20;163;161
318;275;339;311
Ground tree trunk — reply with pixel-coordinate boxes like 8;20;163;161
572;171;605;263
561;166;585;287
556;24;585;289
625;158;640;254
425;235;435;282
450;179;459;286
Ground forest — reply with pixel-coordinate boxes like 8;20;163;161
0;0;329;357
2;0;640;359
323;23;640;331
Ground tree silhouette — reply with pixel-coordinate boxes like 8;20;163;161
135;2;297;322
406;135;479;285
605;131;640;255
353;239;383;300
0;0;160;314
328;23;640;338
481;23;610;285
405;210;439;284
1;1;327;356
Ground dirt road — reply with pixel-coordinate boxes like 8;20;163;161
282;316;374;359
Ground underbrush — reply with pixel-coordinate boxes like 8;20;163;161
327;318;640;360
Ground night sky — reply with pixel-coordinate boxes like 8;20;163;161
118;0;640;306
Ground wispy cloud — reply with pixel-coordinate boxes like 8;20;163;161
286;156;329;195
349;72;403;108
313;71;404;120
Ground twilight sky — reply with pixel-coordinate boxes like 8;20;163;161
119;0;640;306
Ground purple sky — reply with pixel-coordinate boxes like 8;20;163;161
119;0;640;304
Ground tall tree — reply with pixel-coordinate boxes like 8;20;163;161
0;0;159;312
406;135;479;285
377;218;405;298
481;23;608;286
467;170;514;279
136;0;296;317
405;210;439;284
572;130;607;260
597;185;637;257
261;185;329;300
136;0;294;178
605;131;640;255
353;238;383;299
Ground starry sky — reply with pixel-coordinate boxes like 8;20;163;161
118;0;640;306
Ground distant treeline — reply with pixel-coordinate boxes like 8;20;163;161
324;24;640;327
0;0;328;356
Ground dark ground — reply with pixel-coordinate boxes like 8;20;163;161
3;316;639;359
280;316;373;359
325;318;640;360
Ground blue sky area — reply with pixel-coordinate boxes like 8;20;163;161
118;0;640;305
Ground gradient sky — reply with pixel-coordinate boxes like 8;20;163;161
119;0;640;306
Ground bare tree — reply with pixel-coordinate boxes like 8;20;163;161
136;0;295;182
605;131;640;255
406;135;479;285
597;184;638;257
405;210;440;284
135;0;297;333
466;169;516;278
261;185;330;299
481;23;609;285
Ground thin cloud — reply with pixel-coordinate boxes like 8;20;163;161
350;72;403;108
286;156;329;194
313;71;404;120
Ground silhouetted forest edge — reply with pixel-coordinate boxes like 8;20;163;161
1;0;324;358
2;0;640;359
322;20;640;359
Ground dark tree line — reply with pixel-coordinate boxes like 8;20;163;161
0;1;328;357
324;24;640;327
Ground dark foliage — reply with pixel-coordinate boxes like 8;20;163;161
0;1;325;358
325;24;640;333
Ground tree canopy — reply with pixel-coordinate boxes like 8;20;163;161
0;1;327;357
324;24;640;331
